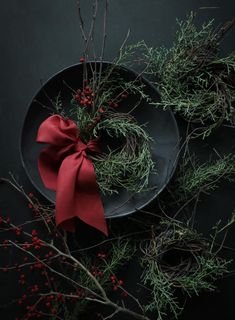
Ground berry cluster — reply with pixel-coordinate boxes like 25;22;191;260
74;80;95;107
110;275;127;296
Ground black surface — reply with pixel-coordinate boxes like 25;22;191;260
0;1;235;319
21;62;179;218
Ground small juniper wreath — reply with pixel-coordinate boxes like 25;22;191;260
52;63;155;196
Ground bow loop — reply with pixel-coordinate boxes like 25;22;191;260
37;114;78;146
36;115;108;236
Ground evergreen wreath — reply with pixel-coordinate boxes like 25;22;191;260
122;13;235;138
140;219;232;319
52;65;155;195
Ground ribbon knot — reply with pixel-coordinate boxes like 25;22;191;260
36;114;108;235
74;139;88;153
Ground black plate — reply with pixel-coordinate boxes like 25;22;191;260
20;62;180;218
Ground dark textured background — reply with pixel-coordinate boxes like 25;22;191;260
0;1;235;319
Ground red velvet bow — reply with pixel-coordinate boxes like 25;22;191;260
36;114;108;235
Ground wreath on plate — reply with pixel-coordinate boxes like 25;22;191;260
36;64;155;234
66;76;154;195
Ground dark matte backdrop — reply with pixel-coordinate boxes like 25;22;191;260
0;1;235;319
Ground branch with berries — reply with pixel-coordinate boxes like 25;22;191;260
0;177;151;320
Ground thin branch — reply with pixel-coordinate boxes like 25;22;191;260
98;0;109;89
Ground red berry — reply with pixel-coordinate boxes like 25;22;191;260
31;229;38;236
118;279;124;286
98;107;105;113
121;291;128;297
51;308;57;315
18;299;23;305
121;92;128;99
95;116;101;122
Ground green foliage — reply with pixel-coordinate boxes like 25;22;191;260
79;239;134;290
209;209;235;254
92;113;155;194
177;256;231;296
123;13;235;138
173;153;235;202
68;240;135;318
96;65;151;100
50;66;155;195
117;40;150;69
142;261;182;319
140;220;232;320
101;239;136;279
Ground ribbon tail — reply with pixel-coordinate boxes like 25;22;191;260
56;153;108;236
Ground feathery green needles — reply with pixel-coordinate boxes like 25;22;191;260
121;13;235;138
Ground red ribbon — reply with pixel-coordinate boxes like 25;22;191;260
36;114;108;235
